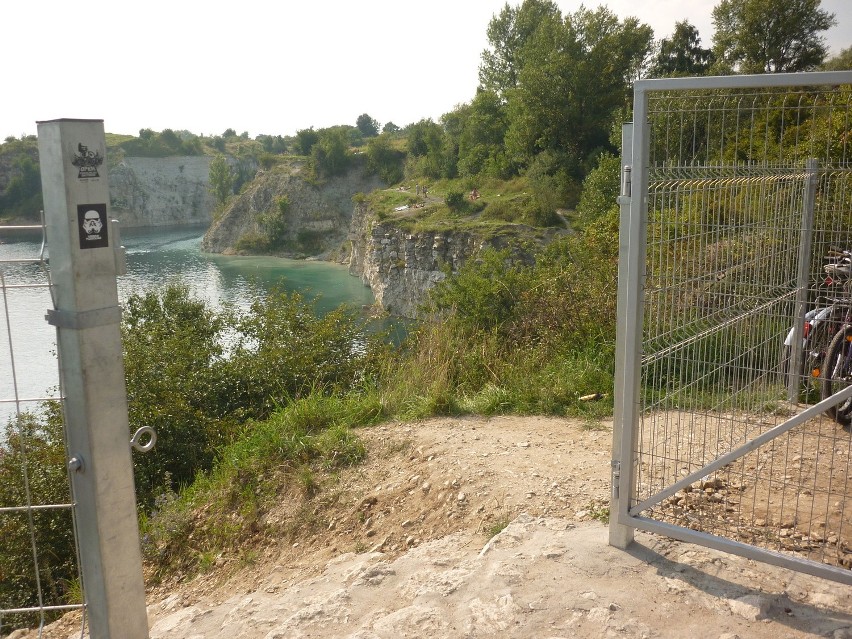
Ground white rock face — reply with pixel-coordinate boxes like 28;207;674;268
201;161;383;258
109;156;214;227
347;206;519;318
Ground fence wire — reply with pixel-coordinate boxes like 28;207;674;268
0;221;86;637
633;82;852;576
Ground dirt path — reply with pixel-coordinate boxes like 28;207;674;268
26;416;852;638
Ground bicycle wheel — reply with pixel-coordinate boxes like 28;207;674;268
783;317;838;392
821;324;852;426
804;319;838;382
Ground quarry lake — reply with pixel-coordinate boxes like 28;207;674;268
0;224;378;428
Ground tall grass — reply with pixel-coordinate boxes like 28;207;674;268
141;391;383;580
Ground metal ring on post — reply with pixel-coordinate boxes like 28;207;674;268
130;426;157;453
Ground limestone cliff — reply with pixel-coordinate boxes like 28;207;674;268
109;156;213;227
201;158;383;257
348;204;553;318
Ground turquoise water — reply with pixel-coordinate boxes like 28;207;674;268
0;225;377;427
119;226;375;313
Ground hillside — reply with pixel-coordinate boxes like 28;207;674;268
27;416;852;639
201;157;383;259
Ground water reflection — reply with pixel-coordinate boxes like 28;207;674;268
0;224;387;428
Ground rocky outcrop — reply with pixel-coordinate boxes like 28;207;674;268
348;205;551;318
109;156;213;227
348;208;475;317
202;159;383;257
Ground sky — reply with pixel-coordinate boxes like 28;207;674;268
2;0;850;142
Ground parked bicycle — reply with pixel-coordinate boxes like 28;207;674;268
784;248;852;399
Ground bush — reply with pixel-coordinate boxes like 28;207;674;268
0;404;77;629
384;226;619;417
121;284;387;511
0;155;42;220
234;231;270;253
576;152;620;225
365;134;404;184
122;285;233;508
445;190;466;211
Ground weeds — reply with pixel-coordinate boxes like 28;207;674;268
484;515;512;539
586;500;611;524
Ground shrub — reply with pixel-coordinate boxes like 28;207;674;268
234;231;270;253
122;285;233;508
445;190;466;211
0;404;77;629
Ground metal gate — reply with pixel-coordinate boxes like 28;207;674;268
611;71;852;584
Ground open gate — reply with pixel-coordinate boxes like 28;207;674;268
610;71;852;584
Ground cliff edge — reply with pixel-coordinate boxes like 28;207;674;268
201;159;383;258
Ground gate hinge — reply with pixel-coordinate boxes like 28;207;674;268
611;460;621;499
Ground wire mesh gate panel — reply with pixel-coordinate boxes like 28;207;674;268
613;71;852;584
0;221;86;636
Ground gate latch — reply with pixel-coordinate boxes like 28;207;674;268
611;460;621;499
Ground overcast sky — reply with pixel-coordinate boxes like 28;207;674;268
3;0;850;141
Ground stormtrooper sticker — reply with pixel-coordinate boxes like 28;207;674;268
77;204;109;249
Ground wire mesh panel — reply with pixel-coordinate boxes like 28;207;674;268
615;72;852;583
0;222;86;637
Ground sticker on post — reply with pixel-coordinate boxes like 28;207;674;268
71;142;103;179
78;204;109;249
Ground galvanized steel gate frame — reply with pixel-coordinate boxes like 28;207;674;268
610;71;852;585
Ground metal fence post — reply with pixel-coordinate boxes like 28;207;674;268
37;119;149;639
787;158;819;403
610;121;637;549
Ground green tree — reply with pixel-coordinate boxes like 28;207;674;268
311;127;351;177
159;128;181;150
221;290;381;417
405;119;446;179
208;154;234;205
295;128;319;155
650;20;714;77
504;6;652;192
0;155;42;217
365;134;404;184
478;0;562;96
122;285;231;505
257;134;288;154
822;46;852;70
711;0;836;73
0;405;76;628
456;89;512;178
576;152;621;225
382;121;401;134
356;113;380;137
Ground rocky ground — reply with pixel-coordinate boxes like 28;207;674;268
16;415;852;638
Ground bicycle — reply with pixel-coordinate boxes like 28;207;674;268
783;248;852;391
789;247;852;426
822;322;852;426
